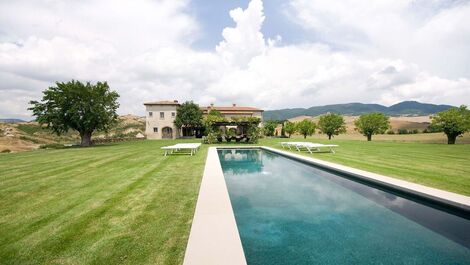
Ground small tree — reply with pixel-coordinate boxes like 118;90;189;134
354;113;390;141
318;113;346;140
296;119;316;139
263;120;278;137
430;105;470;144
174;101;203;134
29;80;119;147
284;121;297;138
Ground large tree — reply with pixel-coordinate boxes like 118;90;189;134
174;101;203;129
284;121;297;138
354;113;390;141
318;113;346;140
296;119;316;139
29;80;119;147
430;105;470;144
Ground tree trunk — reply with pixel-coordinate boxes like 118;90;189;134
328;134;332;140
447;134;457;144
304;134;307;139
367;134;372;141
80;131;93;147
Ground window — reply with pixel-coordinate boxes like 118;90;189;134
172;112;176;118
153;127;158;133
148;111;153;117
160;112;165;119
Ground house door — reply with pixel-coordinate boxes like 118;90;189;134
162;127;173;139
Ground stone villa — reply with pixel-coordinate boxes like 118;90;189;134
144;100;263;139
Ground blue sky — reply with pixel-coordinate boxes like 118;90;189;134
0;0;469;119
190;0;309;49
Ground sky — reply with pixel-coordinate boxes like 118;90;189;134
1;0;470;119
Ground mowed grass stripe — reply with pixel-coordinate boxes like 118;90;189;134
0;143;149;179
0;153;167;250
21;158;172;264
0;140;206;264
0;150;144;191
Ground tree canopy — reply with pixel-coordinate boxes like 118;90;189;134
430;105;470;144
174;101;203;129
296;119;316;139
29;80;119;146
263;120;278;137
354;113;390;141
284;121;297;138
318;113;346;140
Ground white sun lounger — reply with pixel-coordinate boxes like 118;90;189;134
280;142;309;150
161;143;202;156
295;142;338;154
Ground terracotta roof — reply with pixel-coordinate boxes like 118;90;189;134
144;100;180;106
200;106;263;112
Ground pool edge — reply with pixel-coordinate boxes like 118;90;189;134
183;147;247;265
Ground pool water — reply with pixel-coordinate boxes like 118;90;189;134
218;149;470;265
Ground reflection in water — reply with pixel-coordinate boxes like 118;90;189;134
219;149;264;175
218;149;470;265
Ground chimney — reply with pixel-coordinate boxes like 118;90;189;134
232;103;236;107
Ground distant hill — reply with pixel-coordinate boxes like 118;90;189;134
0;119;26;123
263;101;454;120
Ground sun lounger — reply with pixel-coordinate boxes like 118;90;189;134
280;142;309;150
295;142;338;154
161;143;201;156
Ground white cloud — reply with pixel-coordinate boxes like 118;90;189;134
287;0;470;79
0;0;469;120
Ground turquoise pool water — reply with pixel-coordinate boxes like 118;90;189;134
218;149;470;265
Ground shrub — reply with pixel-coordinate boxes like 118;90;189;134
386;130;395;135
1;149;11;153
247;126;262;144
206;132;217;144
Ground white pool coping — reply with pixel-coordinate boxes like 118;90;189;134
183;145;470;265
183;147;247;265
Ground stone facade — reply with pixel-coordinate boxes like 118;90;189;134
144;101;263;139
144;100;179;140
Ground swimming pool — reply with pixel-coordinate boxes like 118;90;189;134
218;148;470;265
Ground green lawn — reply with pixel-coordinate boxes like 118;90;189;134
1;137;469;264
0;140;207;265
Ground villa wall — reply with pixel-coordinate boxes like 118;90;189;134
144;101;264;139
145;105;179;139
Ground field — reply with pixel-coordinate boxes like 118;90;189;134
1;135;469;264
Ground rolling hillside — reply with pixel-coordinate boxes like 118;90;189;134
264;101;454;120
0;115;145;152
